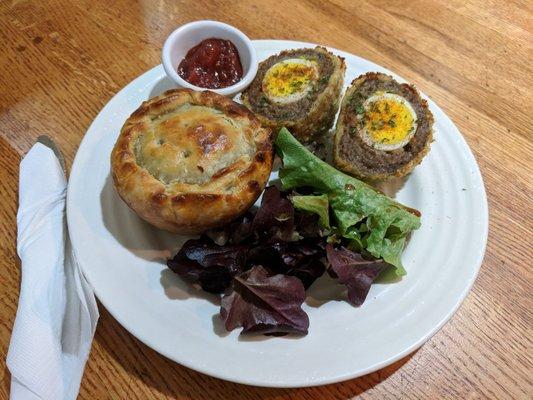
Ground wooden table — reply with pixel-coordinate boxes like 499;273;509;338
1;0;531;398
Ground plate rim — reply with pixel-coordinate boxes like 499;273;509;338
67;39;489;387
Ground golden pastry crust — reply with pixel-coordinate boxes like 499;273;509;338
111;89;273;234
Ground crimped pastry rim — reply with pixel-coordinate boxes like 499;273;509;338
111;88;273;233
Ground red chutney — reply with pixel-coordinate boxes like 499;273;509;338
177;38;243;89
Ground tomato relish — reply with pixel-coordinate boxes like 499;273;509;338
177;38;243;89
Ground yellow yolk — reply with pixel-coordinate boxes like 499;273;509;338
361;93;417;151
262;58;318;104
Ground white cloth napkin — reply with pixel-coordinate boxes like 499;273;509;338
7;142;99;400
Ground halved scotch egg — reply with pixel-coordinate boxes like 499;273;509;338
242;47;345;143
333;73;433;180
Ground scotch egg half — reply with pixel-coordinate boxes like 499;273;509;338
360;92;418;151
261;58;319;104
333;72;434;180
241;46;346;143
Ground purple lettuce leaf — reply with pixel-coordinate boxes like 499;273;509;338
252;186;296;241
220;265;309;335
286;259;326;291
206;211;255;246
167;237;247;293
247;239;326;289
294;212;323;238
326;244;388;306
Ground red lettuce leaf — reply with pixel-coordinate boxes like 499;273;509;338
252;186;296;241
206;211;254;246
220;265;309;335
167;237;247;293
247;239;326;289
326;244;387;306
294;211;323;238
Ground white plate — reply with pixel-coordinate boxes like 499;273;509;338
67;40;488;387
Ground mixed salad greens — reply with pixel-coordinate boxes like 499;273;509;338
276;127;421;276
167;128;421;335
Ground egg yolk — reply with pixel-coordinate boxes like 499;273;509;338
262;59;318;99
364;95;416;147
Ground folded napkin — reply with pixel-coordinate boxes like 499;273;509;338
7;140;99;400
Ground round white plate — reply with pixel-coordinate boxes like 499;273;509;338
67;40;488;387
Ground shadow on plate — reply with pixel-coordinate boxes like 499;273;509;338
160;268;220;306
305;274;346;308
100;174;190;263
94;304;418;399
237;332;305;342
211;313;230;338
149;75;178;99
370;175;409;198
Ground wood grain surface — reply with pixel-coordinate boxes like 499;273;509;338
1;0;532;398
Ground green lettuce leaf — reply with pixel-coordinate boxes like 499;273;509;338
291;194;330;229
275;128;421;276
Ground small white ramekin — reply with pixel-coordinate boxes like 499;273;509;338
162;20;258;98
